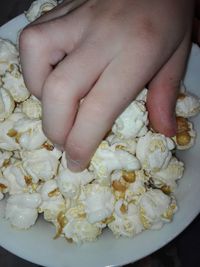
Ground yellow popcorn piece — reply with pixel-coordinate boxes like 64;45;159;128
173;117;196;150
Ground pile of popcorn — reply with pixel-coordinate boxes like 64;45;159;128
0;0;200;244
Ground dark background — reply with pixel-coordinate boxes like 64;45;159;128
0;1;199;267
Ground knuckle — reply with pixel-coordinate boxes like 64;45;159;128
44;74;67;102
19;25;45;52
44;71;80;103
136;17;160;46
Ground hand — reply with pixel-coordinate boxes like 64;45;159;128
19;0;194;171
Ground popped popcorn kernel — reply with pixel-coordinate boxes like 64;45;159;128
173;117;196;150
25;0;58;22
21;96;42;119
0;38;19;75
176;91;200;118
112;100;148;139
2;64;30;102
136;131;175;171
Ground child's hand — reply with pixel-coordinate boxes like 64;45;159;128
19;0;194;171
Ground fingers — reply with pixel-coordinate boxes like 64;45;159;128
64;42;170;172
19;9;88;99
41;40;113;145
147;31;191;137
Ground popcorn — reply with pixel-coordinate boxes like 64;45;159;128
79;184;115;224
21;96;42;119
0;87;15;121
108;200;143;237
0;176;9;200
135;88;148;102
39;180;66;222
136;131;175;171
2;64;30;102
0;150;12;168
63;205;102;243
110;169;147;202
176;92;200;118
25;0;58;22
0;38;19;75
124;170;149;201
107;134;137;155
150;157;184;193
57;167;93;200
112;100;148;139
5;192;41;229
3;161;33;195
139;189;177;229
0;112;24;151
21;148;62;183
13;117;47;150
173;117;196;150
90;141;140;184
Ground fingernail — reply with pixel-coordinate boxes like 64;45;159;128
54;144;64;151
65;154;83;172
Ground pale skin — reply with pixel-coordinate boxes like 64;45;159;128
19;0;197;172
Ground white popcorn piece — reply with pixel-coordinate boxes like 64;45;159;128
135;88;148;102
39;180;66;222
112;100;148;139
0;87;15;121
176;92;200;118
3;161;32;195
57;167;94;200
136;131;175;171
110;169;147;202
63;204;102;243
5;192;41;229
2;64;30;102
124;170;149;201
173;117;196;150
21;96;42;119
107;134;137;155
108;200;143;237
13;117;47;150
0;176;9;200
0;112;24;151
151;157;184;192
0;38;19;75
21;148;62;183
60;151;68;169
0;150;12;168
90;141;140;184
139;189;177;229
25;0;57;22
79;184;115;224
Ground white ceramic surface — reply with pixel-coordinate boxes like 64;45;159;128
0;14;200;267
